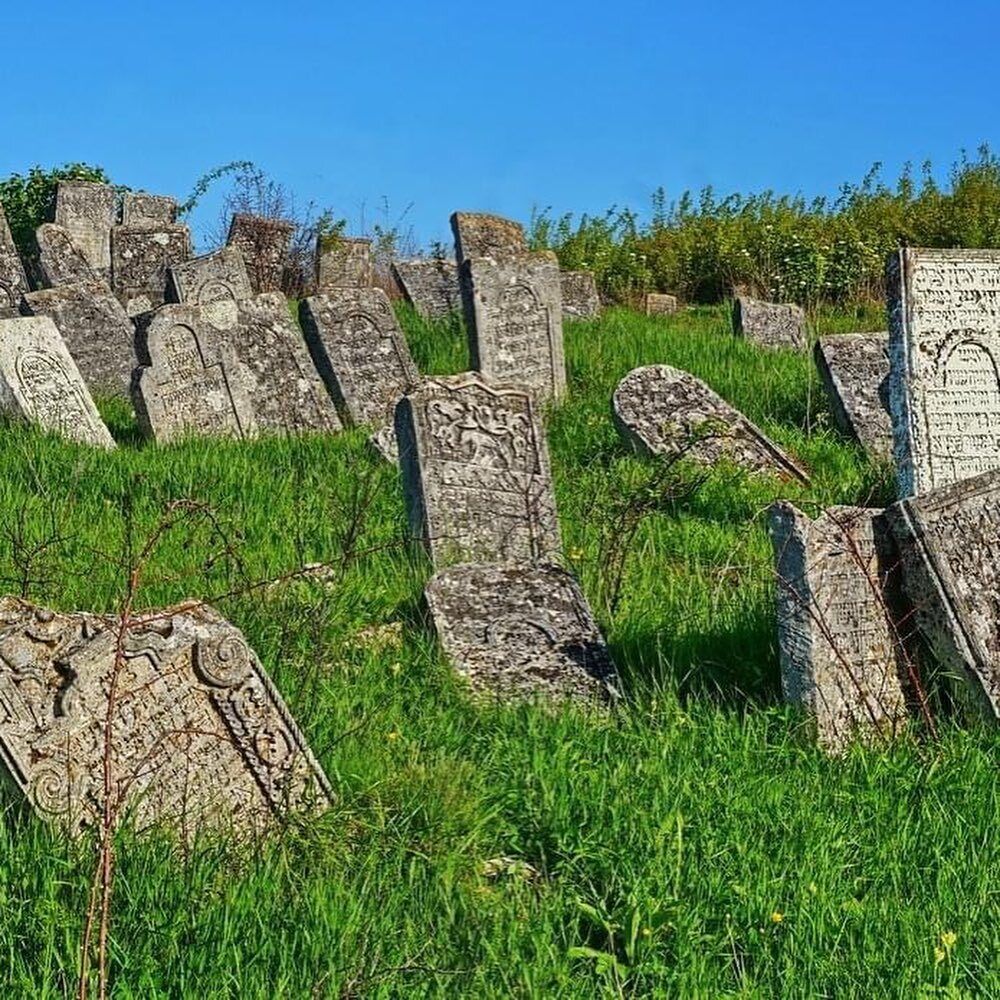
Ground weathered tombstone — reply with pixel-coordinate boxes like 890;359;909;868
462;253;566;401
815;333;892;459
644;292;678;316
887;248;1000;496
733;295;807;350
425;562;620;703
168;246;254;330
450;211;527;265
391;258;461;319
560;270;601;321
111;224;192;317
0;316;115;448
53;180;116;274
34;223;98;287
0;204;29;316
395;372;561;565
132;304;257;444
21;282;137;396
769;502;910;752
316;236;373;291
612;364;810;483
227;213;294;294
121;191;177;227
0;597;332;835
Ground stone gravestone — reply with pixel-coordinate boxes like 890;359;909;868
391;258;461;319
425;563;620;704
815;333;893;460
34;223;98;287
53;180;116;275
0;316;115;448
227;213;295;294
0;204;29;316
21;282;137;396
121;191;177;226
168;246;254;330
316;236;373;291
613;364;810;483
887;248;1000;496
132;304;257;444
450;212;527;265
111;223;192;317
395;372;561;565
770;502;910;752
733;295;807;350
462;253;566;402
560;270;601;321
0;597;333;835
645;292;678;316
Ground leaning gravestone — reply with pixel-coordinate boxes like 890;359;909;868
316;236;374;290
770;502;910;752
815;333;892;460
121;191;177;226
425;562;620;704
733;295;807;350
644;292;678;316
0;597;333;835
34;223;97;287
395;372;561;565
560;270;601;321
613;364;810;483
887;248;1000;496
450;212;527;265
53;180;116;275
227;213;294;294
111;223;192;317
0;204;29;316
391;258;461;319
132;304;256;443
168;246;254;329
0;316;115;448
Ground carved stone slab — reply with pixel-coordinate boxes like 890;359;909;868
451;212;527;265
560;270;601;320
395;372;561;565
613;364;810;483
111;224;192;317
34;223;97;287
0;598;333;836
645;292;678;316
769;502;909;752
733;295;806;350
425;562;620;703
53;181;116;274
316;237;373;291
391;258;461;319
227;213;294;294
132;304;257;444
0;316;114;448
887;248;1000;496
462;254;566;401
815;333;892;459
121;192;177;226
0;204;28;315
168;246;254;328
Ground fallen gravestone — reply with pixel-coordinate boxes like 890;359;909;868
227;213;294;294
0;597;332;835
451;212;527;265
770;502;910;752
395;372;561;565
316;236;373;291
887;247;1000;496
613;364;810;483
391;258;461;319
733;295;807;350
560;270;601;321
0;204;29;316
121;191;177;226
0;315;114;448
168;246;254;329
34;223;97;287
645;292;678;316
111;223;192;317
53;180;116;275
425;562;620;703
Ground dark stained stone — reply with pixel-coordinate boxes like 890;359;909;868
733;295;807;350
111;224;192;317
227;213;295;294
560;270;601;321
391;258;461;319
450;212;527;265
0;203;29;316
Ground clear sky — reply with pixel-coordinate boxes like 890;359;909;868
3;0;997;251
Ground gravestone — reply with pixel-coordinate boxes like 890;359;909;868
168;246;254;329
111;224;192;317
391;258;461;318
132;304;257;444
121;191;177;226
733;295;806;350
451;212;527;265
53;180;116;274
0;204;29;316
644;292;678;316
316;236;373;291
21;282;136;395
395;372;561;565
227;213;294;294
887;248;1000;496
462;253;566;401
770;502;910;752
425;562;620;703
0;597;333;835
613;364;810;483
815;333;892;459
560;270;601;321
0;316;114;448
34;223;98;287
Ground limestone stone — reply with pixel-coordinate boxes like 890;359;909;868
644;292;678;316
111;224;192;317
450;212;527;265
53;180;115;274
0;597;332;836
733;295;807;350
612;364;810;483
886;248;1000;496
391;258;461;319
316;236;373;291
0;315;114;448
425;562;620;703
34;223;98;287
0;204;29;316
227;213;294;294
769;502;910;752
132;304;257;444
560;270;601;321
815;333;892;459
395;372;561;565
168;246;254;329
121;191;177;226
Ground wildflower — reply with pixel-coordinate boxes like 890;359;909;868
770;911;784;924
390;662;402;676
934;946;946;964
569;547;585;561
940;931;957;950
387;730;400;742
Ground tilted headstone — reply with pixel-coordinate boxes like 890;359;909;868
53;180;116;274
34;223;98;287
450;211;527;265
613;364;810;483
887;248;1000;496
0;315;114;448
644;292;678;316
111;223;192;317
316;236;373;291
227;213;294;294
391;258;461;319
425;562;620;703
132;304;256;443
121;191;177;227
0;598;332;835
733;295;806;350
395;372;561;565
560;270;601;321
0;204;29;316
168;246;254;330
815;333;892;459
770;502;910;752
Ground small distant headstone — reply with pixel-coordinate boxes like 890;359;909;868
733;295;806;350
111;224;192;317
227;213;295;294
0;315;114;448
560;270;601;321
34;223;98;287
613;364;810;483
391;258;461;319
53;180;116;274
395;372;561;565
644;292;678;316
121;192;177;227
425;562;620;703
815;333;892;459
168;246;254;329
316;236;373;291
450;212;527;265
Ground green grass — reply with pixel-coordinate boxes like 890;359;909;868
0;301;996;998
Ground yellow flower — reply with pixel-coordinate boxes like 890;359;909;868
934;946;946;964
387;730;400;741
940;931;957;950
390;662;402;676
770;911;784;924
569;547;584;561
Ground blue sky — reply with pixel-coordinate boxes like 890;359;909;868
3;1;997;251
